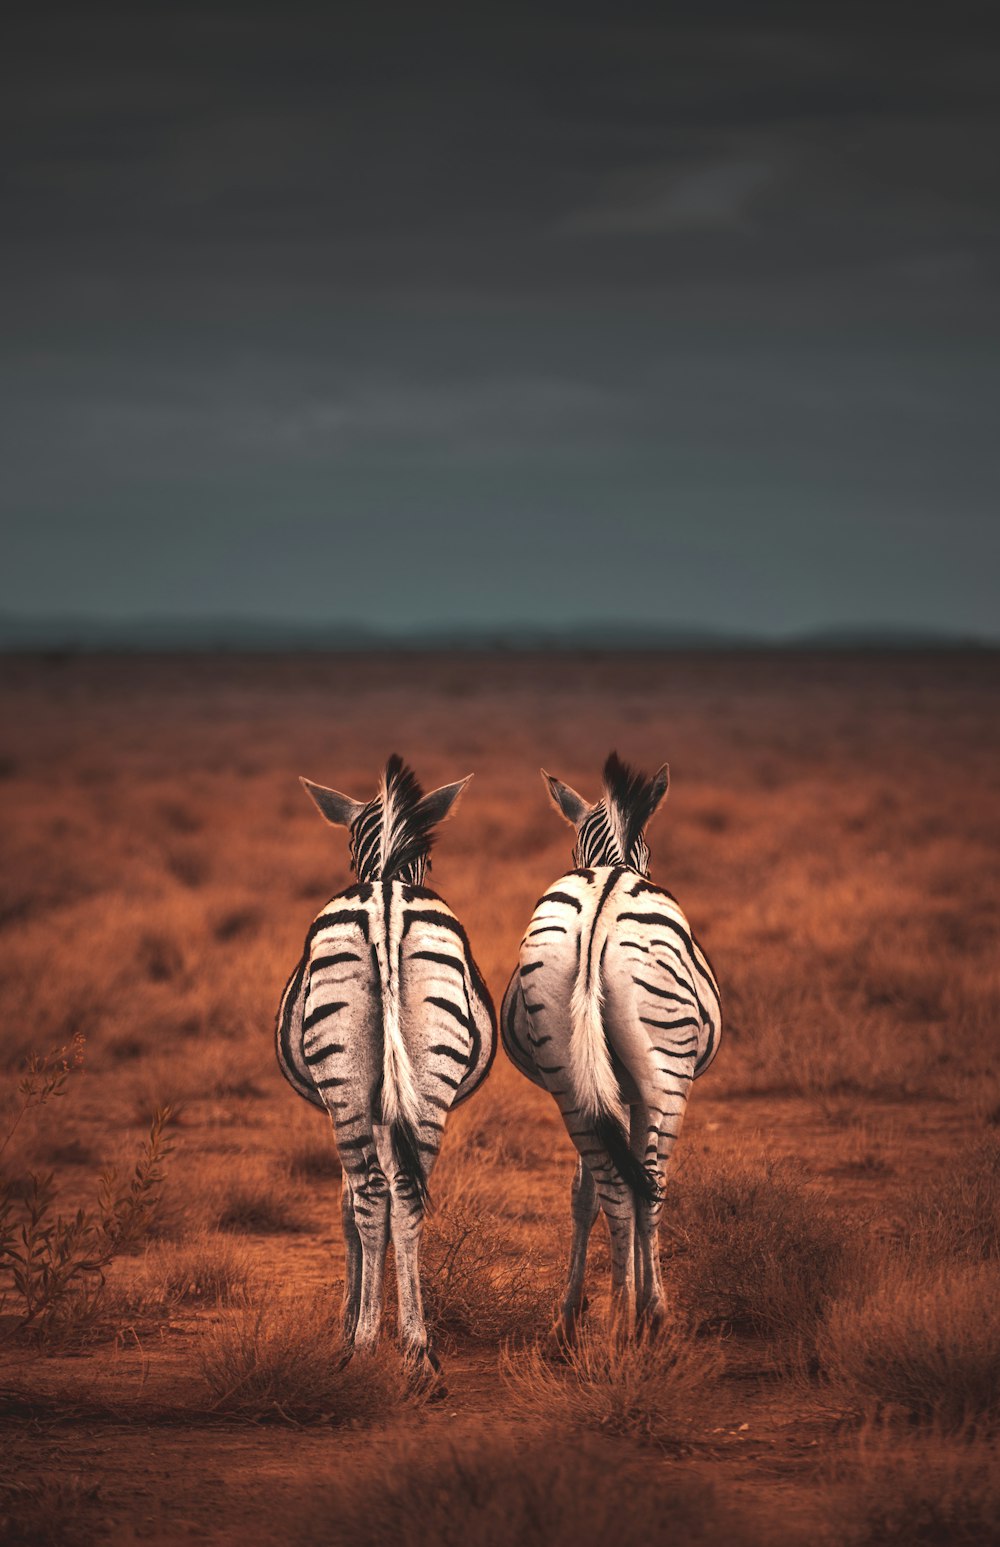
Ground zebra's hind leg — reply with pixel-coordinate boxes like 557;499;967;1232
349;1138;392;1353
555;1156;599;1346
629;1105;665;1332
388;1176;441;1390
340;1175;362;1345
592;1168;636;1336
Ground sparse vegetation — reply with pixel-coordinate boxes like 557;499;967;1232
0;651;996;1540
294;1425;775;1547
501;1319;724;1448
819;1262;1000;1430
198;1290;412;1423
823;1425;1000;1546
0;1040;172;1340
423;1203;554;1344
665;1152;850;1358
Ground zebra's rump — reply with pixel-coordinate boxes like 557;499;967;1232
276;882;497;1112
514;867;722;1087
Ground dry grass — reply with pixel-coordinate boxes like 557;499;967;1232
198;1289;414;1423
284;1138;342;1182
292;1424;774;1547
145;1233;256;1306
819;1262;1000;1430
824;1425;1000;1546
0;1476;105;1547
501;1319;724;1448
0;652;997;1537
665;1152;850;1357
422;1202;554;1345
900;1136;1000;1263
215;1183;312;1236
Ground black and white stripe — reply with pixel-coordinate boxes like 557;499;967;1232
276;756;496;1378
501;752;722;1336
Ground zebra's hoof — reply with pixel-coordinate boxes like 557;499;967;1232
406;1344;446;1399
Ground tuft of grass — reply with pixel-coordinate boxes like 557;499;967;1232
501;1320;724;1449
198;1290;412;1424
216;1183;311;1236
665;1152;850;1357
902;1136;1000;1264
291;1424;775;1547
149;1234;255;1305
422;1203;553;1345
824;1424;1000;1546
819;1262;1000;1431
285;1139;342;1182
0;1476;105;1547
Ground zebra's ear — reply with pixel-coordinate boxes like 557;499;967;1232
647;763;670;820
417;774;473;829
541;769;591;828
300;777;365;829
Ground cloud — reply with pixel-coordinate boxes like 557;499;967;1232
561;156;781;235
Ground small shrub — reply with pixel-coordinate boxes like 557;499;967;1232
212;908;260;942
0;1111;172;1339
501;1320;724;1449
148;1235;255;1305
824;1424;1000;1546
293;1424;772;1547
0;1476;105;1547
902;1137;1000;1263
423;1204;553;1344
819;1262;1000;1431
216;1184;311;1236
199;1290;411;1423
285;1140;342;1182
0;1042;172;1341
137;931;185;984
665;1153;849;1357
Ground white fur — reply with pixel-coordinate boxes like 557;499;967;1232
375;886;423;1132
569;907;624;1120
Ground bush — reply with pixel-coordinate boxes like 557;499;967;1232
0;1044;172;1341
665;1152;849;1356
216;1184;311;1236
501;1319;724;1449
147;1234;255;1306
824;1425;1000;1546
198;1290;412;1424
423;1204;553;1345
902;1137;1000;1264
819;1262;1000;1431
0;1476;105;1547
290;1424;773;1547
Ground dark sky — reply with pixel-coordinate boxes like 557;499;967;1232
3;3;998;637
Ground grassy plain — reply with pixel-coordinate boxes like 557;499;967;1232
1;649;998;1545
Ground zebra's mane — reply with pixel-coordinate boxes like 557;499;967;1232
601;752;662;863
350;754;439;883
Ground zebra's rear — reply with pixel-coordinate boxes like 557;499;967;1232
275;754;495;1375
502;754;723;1335
278;881;495;1203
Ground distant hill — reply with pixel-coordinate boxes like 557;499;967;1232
0;613;994;653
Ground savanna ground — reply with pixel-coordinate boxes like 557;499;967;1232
1;650;998;1546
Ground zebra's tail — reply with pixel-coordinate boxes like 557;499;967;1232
375;930;430;1207
569;920;660;1209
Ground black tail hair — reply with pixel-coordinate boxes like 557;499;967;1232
594;1112;661;1208
390;1118;431;1209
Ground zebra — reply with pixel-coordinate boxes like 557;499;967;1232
276;754;496;1382
501;752;722;1339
